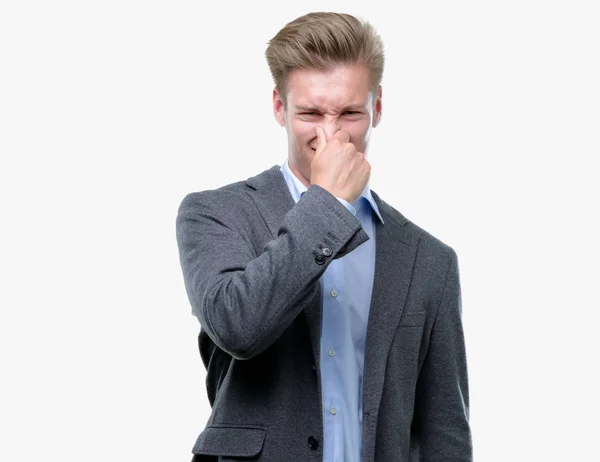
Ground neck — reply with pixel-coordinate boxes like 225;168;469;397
287;158;311;189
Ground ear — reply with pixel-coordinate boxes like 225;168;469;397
372;85;382;128
273;88;286;127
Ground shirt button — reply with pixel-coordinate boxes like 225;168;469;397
315;254;326;265
321;247;332;256
330;407;337;415
330;289;338;298
328;349;336;357
308;436;319;450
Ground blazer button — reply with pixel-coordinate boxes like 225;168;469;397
321;247;332;256
308;436;319;450
315;254;325;265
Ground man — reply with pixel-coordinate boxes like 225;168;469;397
176;12;472;461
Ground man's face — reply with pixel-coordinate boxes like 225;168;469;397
273;63;382;187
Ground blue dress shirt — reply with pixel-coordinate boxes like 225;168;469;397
280;159;384;462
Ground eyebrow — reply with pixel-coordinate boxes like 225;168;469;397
294;104;367;112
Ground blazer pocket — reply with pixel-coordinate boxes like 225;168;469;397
398;310;427;327
192;424;267;457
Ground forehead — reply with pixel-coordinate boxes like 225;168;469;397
286;64;372;109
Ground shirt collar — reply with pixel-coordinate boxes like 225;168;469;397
280;158;384;224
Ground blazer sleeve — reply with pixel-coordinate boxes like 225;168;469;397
412;248;473;460
175;184;369;360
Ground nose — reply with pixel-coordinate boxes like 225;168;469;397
321;119;342;141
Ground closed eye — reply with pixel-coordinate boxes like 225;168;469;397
298;111;361;117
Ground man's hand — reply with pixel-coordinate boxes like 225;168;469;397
309;126;371;204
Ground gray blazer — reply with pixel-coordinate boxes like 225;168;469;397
176;165;472;461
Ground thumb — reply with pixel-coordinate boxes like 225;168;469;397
315;126;327;157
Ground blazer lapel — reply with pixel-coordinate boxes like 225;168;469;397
246;165;296;238
361;190;418;461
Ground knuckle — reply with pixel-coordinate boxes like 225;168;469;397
344;143;356;153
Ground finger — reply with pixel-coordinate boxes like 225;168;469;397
315;126;327;156
332;129;350;143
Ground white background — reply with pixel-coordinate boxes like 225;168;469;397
1;1;598;460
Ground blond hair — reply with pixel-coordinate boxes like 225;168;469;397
265;12;385;107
